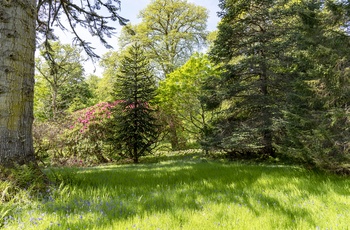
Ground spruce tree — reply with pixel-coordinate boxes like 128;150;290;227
110;44;158;163
205;0;350;170
279;1;350;171
206;0;299;157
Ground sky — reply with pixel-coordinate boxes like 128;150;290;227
57;0;221;76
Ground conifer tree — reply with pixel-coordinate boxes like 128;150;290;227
279;1;350;170
205;0;350;170
206;0;299;157
110;44;158;163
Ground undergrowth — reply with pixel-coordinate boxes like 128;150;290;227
0;163;50;227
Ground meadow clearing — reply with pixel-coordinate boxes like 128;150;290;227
1;152;350;230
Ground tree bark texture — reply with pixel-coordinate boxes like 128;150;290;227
0;0;37;166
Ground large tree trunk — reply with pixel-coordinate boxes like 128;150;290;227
0;0;37;166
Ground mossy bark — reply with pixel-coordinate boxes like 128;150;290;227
0;0;37;166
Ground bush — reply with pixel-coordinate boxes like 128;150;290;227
63;101;120;163
33;102;120;166
33;121;67;165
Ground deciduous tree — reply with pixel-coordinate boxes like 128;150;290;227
119;0;208;78
35;41;89;120
157;53;220;150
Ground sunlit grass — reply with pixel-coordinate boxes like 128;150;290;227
2;154;350;229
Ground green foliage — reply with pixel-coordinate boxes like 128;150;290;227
109;44;159;163
33;77;52;121
85;74;100;105
207;0;300;156
97;51;123;102
157;53;221;150
273;0;350;171
35;41;91;120
60;77;93;113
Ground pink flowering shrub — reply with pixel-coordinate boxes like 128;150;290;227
70;101;120;133
62;101;122;164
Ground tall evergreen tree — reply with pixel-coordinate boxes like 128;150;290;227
279;0;350;170
110;44;158;163
205;0;350;170
206;0;299;157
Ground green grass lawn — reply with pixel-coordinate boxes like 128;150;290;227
2;153;350;229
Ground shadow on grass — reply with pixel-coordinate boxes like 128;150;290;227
41;159;350;229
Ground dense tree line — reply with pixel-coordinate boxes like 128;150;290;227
2;0;348;174
32;0;349;173
33;0;209;164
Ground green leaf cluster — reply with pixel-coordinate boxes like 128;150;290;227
118;0;208;78
157;53;221;148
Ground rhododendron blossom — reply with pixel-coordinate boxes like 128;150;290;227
70;101;122;133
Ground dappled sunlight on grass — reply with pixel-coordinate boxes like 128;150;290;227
2;155;350;229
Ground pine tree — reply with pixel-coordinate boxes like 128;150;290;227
110;44;158;163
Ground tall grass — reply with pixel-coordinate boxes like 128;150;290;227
2;154;350;229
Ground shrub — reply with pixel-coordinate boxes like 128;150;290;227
33;121;67;165
33;102;121;166
62;101;121;164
